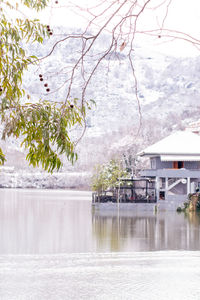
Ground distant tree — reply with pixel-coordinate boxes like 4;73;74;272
91;159;128;193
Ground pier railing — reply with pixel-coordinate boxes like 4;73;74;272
92;188;157;204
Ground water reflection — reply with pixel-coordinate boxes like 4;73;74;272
1;189;200;254
1;190;200;299
0;189;92;254
92;210;200;251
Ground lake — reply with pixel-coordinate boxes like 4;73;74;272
0;189;200;299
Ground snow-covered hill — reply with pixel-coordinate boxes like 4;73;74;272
2;27;200;174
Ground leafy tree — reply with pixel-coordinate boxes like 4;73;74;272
0;0;90;172
91;159;128;193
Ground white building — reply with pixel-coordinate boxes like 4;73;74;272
139;131;200;209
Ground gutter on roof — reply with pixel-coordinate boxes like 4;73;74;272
138;152;200;157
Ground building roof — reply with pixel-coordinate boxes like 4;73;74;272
138;131;200;159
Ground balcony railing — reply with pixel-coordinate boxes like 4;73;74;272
140;168;200;178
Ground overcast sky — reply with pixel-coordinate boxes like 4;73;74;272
35;0;200;57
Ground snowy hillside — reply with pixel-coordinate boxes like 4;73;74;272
2;27;200;173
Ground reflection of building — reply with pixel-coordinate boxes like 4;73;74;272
139;131;200;209
92;210;200;251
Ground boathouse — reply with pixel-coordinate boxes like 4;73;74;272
138;130;200;209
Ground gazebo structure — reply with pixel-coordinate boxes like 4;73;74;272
138;131;200;208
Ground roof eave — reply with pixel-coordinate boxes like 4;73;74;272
138;152;200;157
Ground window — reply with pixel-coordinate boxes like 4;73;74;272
178;161;184;168
159;191;165;200
173;161;184;169
151;158;156;169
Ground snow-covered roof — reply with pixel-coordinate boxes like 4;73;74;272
138;131;200;158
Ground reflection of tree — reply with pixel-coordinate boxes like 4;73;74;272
92;211;200;251
185;211;200;226
92;215;123;251
92;212;158;251
183;212;200;249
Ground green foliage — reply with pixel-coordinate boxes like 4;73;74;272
0;3;48;103
176;207;182;213
176;201;189;212
0;147;6;165
187;194;200;210
184;201;189;209
0;0;89;172
91;159;128;192
1;0;49;11
21;0;49;11
188;193;193;200
1;99;84;172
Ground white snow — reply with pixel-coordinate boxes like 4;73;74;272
139;131;200;156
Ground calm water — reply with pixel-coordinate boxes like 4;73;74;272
1;189;200;299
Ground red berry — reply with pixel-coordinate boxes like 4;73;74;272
46;88;50;92
40;78;44;81
70;104;74;108
47;28;51;32
47;25;50;29
44;83;48;87
55;1;58;3
49;32;53;35
39;74;43;77
0;88;2;92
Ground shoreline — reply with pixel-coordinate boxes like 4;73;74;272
0;171;91;190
